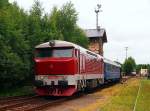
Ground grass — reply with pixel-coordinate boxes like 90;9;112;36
101;78;150;111
136;79;150;111
0;86;35;97
79;78;139;111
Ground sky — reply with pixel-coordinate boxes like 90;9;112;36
9;0;150;64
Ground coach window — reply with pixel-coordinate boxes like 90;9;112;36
112;65;114;72
107;64;111;72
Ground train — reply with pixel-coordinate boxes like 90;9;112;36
34;40;121;96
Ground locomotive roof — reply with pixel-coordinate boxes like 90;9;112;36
35;40;103;59
103;58;121;67
35;40;76;48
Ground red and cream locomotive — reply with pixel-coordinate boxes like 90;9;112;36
34;40;104;96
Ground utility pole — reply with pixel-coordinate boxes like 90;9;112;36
95;4;102;29
125;47;128;60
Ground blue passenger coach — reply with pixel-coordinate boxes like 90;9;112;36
104;58;121;82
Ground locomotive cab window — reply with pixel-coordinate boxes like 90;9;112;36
35;48;73;58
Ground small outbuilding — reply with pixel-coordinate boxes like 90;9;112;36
140;68;148;76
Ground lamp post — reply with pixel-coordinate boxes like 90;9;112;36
125;47;128;60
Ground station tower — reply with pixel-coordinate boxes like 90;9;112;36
84;4;107;56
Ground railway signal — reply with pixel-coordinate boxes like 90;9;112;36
95;4;102;29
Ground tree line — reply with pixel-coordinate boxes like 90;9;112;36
122;57;150;75
0;0;88;89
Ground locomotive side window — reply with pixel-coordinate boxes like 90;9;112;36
35;48;73;58
74;49;77;57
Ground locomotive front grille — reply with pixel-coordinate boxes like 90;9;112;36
35;75;76;86
58;80;68;88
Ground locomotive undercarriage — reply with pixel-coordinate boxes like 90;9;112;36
36;85;76;96
77;78;104;92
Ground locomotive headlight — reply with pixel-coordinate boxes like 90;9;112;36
39;76;44;80
62;76;67;81
49;40;55;47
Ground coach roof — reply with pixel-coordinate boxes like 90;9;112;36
104;58;121;67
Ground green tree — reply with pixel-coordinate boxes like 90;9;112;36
0;2;31;88
48;7;63;40
49;2;88;48
0;0;9;9
56;2;77;41
122;57;136;75
28;0;44;46
72;26;89;48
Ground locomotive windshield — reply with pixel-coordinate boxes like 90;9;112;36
35;48;73;58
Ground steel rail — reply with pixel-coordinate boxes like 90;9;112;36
0;96;39;111
0;95;38;105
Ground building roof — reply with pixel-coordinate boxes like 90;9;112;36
84;28;107;43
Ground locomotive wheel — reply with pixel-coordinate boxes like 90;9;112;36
77;80;82;91
84;80;93;93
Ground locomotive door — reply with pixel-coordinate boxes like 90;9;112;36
75;49;85;74
74;49;80;74
80;53;86;88
80;54;86;74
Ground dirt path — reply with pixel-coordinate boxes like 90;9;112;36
44;78;139;111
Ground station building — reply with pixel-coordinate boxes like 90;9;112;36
84;28;107;56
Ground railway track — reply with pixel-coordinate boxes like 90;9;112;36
0;95;39;111
0;93;84;111
0;94;35;100
0;95;37;105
